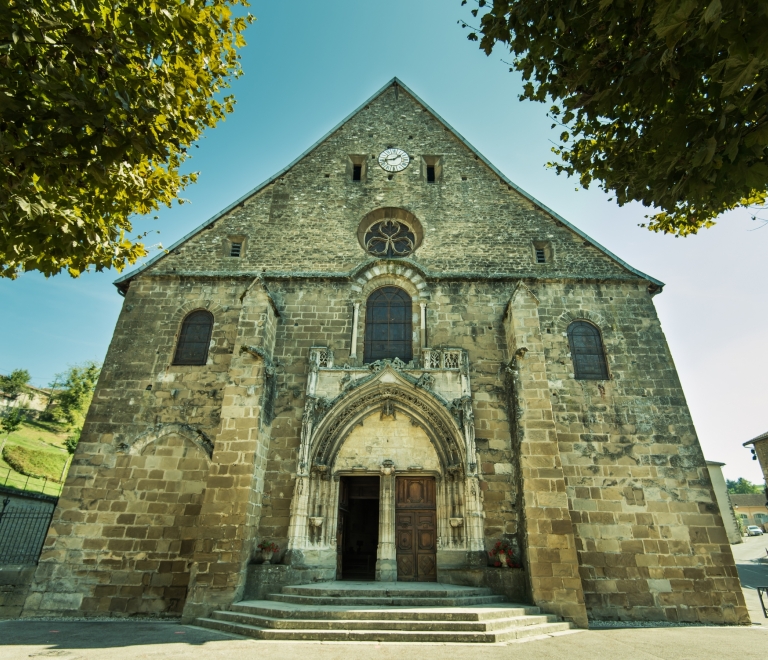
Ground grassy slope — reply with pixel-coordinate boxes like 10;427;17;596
0;417;70;496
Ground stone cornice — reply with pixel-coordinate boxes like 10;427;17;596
133;268;654;287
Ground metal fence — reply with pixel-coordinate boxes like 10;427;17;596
0;466;63;498
0;501;54;564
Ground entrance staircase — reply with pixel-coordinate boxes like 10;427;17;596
195;581;574;643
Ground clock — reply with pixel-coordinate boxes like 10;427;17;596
378;148;410;173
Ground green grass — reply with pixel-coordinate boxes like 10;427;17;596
2;445;67;481
0;417;70;496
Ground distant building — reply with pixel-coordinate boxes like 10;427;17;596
743;430;768;490
0;384;51;414
731;493;768;531
705;461;742;544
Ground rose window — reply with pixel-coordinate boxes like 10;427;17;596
364;220;416;258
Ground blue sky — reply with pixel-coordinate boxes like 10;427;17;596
1;1;765;481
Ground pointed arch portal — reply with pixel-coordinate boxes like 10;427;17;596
286;365;485;582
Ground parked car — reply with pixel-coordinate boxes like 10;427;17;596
746;525;765;536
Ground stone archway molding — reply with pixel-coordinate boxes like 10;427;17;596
554;309;610;335
350;261;429;301
116;423;214;460
309;364;465;474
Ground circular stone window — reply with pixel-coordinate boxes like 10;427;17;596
358;208;423;258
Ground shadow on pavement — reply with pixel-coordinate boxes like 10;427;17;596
0;620;233;649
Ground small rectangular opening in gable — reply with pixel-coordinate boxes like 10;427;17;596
422;156;442;183
532;240;552;265
230;242;242;257
349;155;367;182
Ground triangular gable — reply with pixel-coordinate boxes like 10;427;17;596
114;77;664;292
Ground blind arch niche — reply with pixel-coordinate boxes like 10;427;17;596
364;286;413;363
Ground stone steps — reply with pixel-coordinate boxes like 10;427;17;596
197;613;572;643
230;600;542;621
194;581;574;643
279;584;494;598
209;608;560;632
267;592;507;607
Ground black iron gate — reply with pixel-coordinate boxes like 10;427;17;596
0;498;54;564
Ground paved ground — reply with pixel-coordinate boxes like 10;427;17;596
0;620;767;660
2;537;766;658
732;534;768;625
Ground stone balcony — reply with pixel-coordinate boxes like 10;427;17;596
309;347;470;406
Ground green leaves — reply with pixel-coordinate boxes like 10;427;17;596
470;0;768;235
0;369;31;400
726;477;762;494
0;0;254;278
51;361;100;427
1;407;24;436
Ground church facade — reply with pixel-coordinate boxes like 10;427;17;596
22;79;748;627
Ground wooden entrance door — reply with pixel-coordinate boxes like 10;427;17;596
395;476;437;582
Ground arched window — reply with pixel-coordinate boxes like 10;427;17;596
567;321;608;380
173;310;214;366
364;287;412;363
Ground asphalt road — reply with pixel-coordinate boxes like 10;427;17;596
731;534;768;624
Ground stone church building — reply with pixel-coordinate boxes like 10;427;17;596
21;79;748;627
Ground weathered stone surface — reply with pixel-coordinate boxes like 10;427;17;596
21;79;748;626
196;581;569;642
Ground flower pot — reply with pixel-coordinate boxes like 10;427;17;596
498;552;508;567
260;550;274;564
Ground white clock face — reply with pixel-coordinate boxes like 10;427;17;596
378;148;410;173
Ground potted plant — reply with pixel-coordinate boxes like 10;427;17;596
257;541;279;564
488;540;520;568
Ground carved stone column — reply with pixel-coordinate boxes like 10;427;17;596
376;461;397;581
461;474;483;552
351;302;360;358
287;474;311;550
419;302;427;350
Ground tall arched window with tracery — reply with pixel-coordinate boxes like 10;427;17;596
364;287;413;363
173;310;214;366
567;321;608;380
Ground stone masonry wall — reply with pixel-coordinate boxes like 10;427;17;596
22;277;265;617
150;85;634;282
251;278;521;559
537;281;748;624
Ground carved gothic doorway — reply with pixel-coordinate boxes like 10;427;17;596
337;476;380;580
396;476;437;582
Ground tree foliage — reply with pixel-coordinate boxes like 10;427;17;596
0;368;31;400
64;428;80;454
0;406;23;453
726;477;762;494
1;0;254;278
1;406;23;435
53;361;100;426
462;0;768;235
